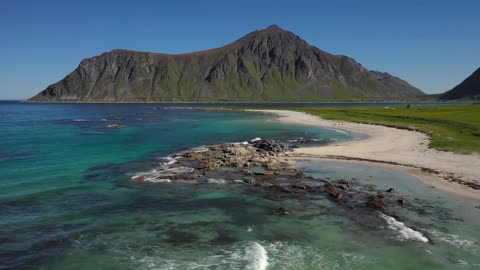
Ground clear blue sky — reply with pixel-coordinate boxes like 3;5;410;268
1;0;479;99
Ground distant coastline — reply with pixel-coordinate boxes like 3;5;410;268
17;100;470;105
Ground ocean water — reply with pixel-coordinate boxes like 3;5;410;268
0;102;479;270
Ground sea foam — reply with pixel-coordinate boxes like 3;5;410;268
162;156;177;165
380;213;429;243
143;178;172;183
206;178;226;184
245;242;269;270
429;230;476;249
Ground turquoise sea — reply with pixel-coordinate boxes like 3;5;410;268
0;102;478;270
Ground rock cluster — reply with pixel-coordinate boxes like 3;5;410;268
180;140;294;172
251;140;292;154
132;139;406;218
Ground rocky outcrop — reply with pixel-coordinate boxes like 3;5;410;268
131;139;408;217
30;25;424;102
180;140;294;171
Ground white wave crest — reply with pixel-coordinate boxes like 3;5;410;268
161;156;177;165
429;230;476;248
206;178;226;184
380;213;429;243
251;137;262;142
190;145;209;152
131;174;144;181
130;165;193;183
245;242;269;270
233;141;249;145
144;178;172;183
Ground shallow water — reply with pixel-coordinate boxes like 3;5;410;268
0;103;478;270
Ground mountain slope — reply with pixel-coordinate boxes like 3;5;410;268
440;68;480;100
30;25;424;102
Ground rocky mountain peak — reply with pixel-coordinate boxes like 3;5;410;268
29;25;424;102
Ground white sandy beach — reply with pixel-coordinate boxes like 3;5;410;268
252;110;480;200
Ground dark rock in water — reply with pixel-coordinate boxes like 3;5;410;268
239;169;253;175
291;184;307;190
337;179;353;190
324;183;343;200
170;173;200;180
367;195;385;210
178;141;292;173
290;138;332;147
270;185;294;194
277;207;290;215
251;140;292;154
265;160;295;171
254;171;274;176
129;139;420;233
475;205;480;209
339;179;353;187
243;179;256;185
386;188;395;193
294;172;306;179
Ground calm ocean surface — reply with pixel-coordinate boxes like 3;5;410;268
0;102;478;270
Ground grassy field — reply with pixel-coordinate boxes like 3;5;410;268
295;105;480;154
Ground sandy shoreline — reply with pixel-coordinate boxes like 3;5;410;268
251;109;480;200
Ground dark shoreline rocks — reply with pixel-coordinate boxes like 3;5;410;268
125;139;441;245
131;140;407;216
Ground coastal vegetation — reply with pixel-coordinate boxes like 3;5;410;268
296;105;480;154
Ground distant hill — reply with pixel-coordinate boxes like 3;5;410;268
30;25;424;102
440;68;480;100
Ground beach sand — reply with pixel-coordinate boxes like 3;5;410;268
251;110;480;200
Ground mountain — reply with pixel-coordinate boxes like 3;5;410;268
440;68;480;100
29;25;424;102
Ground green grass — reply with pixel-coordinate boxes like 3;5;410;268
294;105;480;154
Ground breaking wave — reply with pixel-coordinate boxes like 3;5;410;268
206;178;226;184
380;213;429;243
245;242;269;270
133;241;269;270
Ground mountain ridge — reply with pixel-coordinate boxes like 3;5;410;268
30;25;424;102
440;68;480;100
